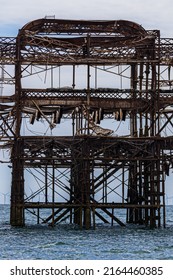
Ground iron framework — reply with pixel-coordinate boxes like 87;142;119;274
1;18;173;228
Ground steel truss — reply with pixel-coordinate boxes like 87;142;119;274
1;18;173;228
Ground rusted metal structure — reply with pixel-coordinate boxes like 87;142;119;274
1;18;173;229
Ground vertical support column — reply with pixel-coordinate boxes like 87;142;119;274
72;64;76;89
10;139;25;226
149;163;156;229
72;155;83;227
52;159;55;226
139;62;144;137
83;163;91;229
127;163;139;224
72;139;91;229
71;142;84;228
86;34;91;136
103;166;108;203
149;144;157;228
144;63;150;136
161;149;166;228
45;164;48;204
143;160;150;226
156;31;161;136
154;140;164;228
156;143;161;228
15;35;22;138
130;63;138;137
162;171;166;228
150;63;157;137
10;32;24;226
74;108;84;135
138;160;143;224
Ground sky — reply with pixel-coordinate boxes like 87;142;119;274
0;0;173;37
1;0;173;204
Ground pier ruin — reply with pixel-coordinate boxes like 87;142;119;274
1;18;173;228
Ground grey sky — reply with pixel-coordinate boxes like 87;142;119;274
0;0;173;37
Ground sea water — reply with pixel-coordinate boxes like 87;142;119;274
0;205;173;260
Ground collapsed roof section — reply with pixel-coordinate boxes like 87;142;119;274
17;18;156;65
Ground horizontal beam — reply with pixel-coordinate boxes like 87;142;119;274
23;202;162;209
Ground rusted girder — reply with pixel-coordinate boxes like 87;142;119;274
20;19;148;36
